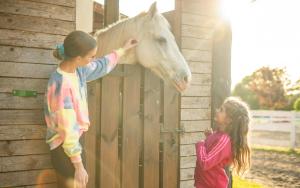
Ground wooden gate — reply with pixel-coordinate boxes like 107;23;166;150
85;2;181;187
85;66;180;188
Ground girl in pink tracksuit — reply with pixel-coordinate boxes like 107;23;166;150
194;97;251;188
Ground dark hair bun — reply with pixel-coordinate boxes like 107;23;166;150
53;49;64;60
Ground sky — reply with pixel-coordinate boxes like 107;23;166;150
95;0;300;87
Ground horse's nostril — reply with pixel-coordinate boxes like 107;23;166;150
184;76;188;83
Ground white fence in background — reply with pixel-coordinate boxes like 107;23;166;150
250;110;300;149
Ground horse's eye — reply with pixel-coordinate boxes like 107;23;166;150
157;37;167;44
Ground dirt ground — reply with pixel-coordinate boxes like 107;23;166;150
244;149;300;188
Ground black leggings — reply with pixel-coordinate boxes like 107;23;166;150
50;137;86;188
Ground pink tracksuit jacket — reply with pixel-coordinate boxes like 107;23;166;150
194;131;232;188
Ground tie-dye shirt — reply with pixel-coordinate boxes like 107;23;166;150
44;49;124;163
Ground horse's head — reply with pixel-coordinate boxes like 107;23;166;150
95;2;191;92
133;3;192;92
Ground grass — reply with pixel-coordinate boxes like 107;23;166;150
251;145;300;157
233;145;300;187
233;176;266;188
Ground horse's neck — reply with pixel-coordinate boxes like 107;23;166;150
96;18;139;64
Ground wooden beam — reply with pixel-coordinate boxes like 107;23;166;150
0;0;75;21
0;110;45;125
0;169;56;187
0;154;52;172
104;0;119;26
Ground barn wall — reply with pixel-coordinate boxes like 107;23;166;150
0;0;76;187
179;0;220;187
76;0;93;32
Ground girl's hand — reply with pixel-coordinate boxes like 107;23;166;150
73;162;88;188
123;38;138;51
204;128;213;137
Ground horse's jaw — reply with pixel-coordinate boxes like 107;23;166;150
118;51;138;65
150;65;191;93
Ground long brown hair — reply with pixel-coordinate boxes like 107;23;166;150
223;97;251;175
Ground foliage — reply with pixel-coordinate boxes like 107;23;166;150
232;76;260;109
294;97;300;111
232;67;292;110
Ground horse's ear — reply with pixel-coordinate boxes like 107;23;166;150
148;2;157;18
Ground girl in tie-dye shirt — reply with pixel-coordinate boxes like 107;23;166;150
44;31;137;188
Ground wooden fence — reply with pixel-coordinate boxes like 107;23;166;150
250;110;300;149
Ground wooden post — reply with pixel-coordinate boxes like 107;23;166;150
104;0;119;26
291;112;296;149
211;21;232;129
100;1;120;188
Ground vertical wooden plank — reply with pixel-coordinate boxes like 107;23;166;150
121;65;142;188
100;1;120;187
104;0;119;26
162;2;181;187
162;85;180;188
174;0;182;47
100;76;121;188
143;69;161;188
85;81;101;188
211;21;231;128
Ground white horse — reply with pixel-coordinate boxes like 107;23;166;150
94;2;191;92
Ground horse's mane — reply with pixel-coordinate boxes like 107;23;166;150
93;10;170;56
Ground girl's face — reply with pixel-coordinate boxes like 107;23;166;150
76;47;97;66
214;105;231;131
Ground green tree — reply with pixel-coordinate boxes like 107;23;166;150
232;67;291;110
294;98;300;111
232;76;260;109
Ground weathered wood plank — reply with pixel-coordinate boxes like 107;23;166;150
182;37;212;51
0;13;74;35
0;124;46;140
0;110;45;125
0;93;44;109
180;156;196;168
0;46;59;64
143;69;161;188
0;154;52;172
188;62;211;74
181;108;211;121
181;97;210;109
24;0;75;7
0;140;49;156
182;85;211;97
181;25;213;39
85;81;101;188
0;62;56;79
182;0;217;16
180;180;194;188
0;78;48;93
24;183;57;188
180;144;196;157
162;84;180;188
180;132;205;145
191;74;211;85
182;13;216;27
180;167;194;181
0;169;56;187
122;65;141;188
187;85;211;103
182;49;212;62
100;76;121;188
0;0;75;21
181;120;210;133
0;29;64;49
